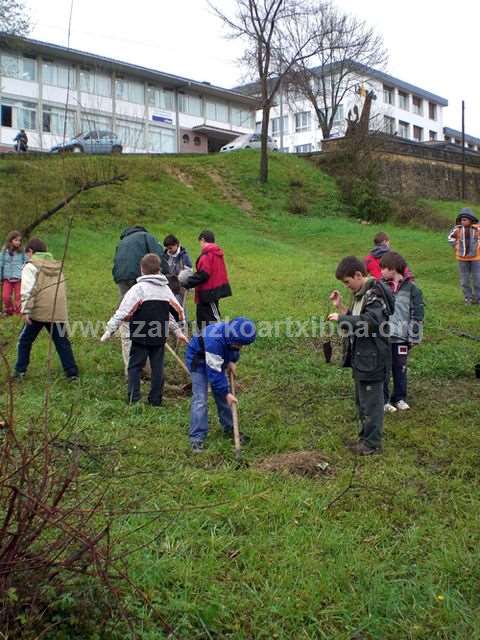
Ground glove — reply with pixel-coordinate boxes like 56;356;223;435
178;267;193;286
100;331;110;343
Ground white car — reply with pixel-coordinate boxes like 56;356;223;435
220;133;278;153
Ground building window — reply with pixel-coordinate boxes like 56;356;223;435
383;85;394;105
413;125;423;142
271;115;288;136
178;93;202;117
398;121;409;138
332;105;344;126
398;91;409;111
0;54;37;81
42;105;77;137
149;126;175;153
255;121;262;133
384;115;395;135
1;99;37;130
182;133;190;144
429;130;437;141
115;78;144;104
231;106;254;129
295;111;311;132
412;96;423;116
454;138;462;146
206;99;229;123
147;86;174;110
295;143;312;153
280;147;290;153
428;102;437;120
193;136;201;146
116;120;144;150
81;113;112;132
42;61;76;90
80;69;112;97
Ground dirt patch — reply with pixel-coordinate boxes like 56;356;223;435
163;165;194;188
207;170;254;216
255;451;334;478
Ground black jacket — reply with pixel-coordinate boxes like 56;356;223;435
112;227;169;283
339;280;395;382
129;299;170;347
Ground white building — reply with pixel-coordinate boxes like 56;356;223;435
443;127;480;153
0;36;257;153
238;65;449;153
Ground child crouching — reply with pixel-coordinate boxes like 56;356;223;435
101;254;185;405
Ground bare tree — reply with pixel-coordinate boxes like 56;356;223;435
0;0;30;35
210;0;324;183
286;4;387;141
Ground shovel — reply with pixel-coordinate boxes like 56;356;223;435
165;343;192;392
323;311;333;364
229;370;242;461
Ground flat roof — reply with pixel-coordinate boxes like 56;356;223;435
0;34;258;108
234;61;448;107
444;127;480;145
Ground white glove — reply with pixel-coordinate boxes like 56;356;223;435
100;331;110;343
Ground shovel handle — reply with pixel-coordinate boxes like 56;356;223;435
229;370;241;458
165;342;191;377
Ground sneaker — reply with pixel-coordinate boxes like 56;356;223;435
12;370;25;380
224;431;250;445
465;298;472;305
67;375;79;382
384;403;397;414
191;440;205;453
395;400;410;411
349;441;382;456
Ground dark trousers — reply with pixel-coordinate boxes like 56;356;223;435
128;342;165;405
355;378;384;450
196;300;220;331
384;343;409;404
15;320;78;377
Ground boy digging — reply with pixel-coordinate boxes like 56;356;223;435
328;257;394;455
101;254;185;405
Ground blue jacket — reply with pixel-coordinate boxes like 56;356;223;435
186;317;256;396
0;249;26;281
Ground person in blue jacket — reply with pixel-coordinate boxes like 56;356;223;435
185;317;256;452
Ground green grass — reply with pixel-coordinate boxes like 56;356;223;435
1;152;479;639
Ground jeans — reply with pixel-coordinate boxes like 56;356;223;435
196;300;220;332
384;343;409;404
15;320;78;377
355;378;384;450
189;366;233;443
458;261;480;301
127;342;165;405
2;279;21;315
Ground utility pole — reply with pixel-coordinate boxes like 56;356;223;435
461;100;466;200
279;84;284;152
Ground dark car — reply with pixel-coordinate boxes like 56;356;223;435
50;130;122;154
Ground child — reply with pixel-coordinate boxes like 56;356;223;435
1;230;26;316
101;254;186;405
163;234;193;323
447;208;480;304
14;237;78;379
328;257;394;455
185;317;256;452
365;232;413;280
183;230;232;331
380;251;424;412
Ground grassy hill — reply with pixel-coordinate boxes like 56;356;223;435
1;152;479;639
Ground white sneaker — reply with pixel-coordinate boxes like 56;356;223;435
395;400;410;411
384;403;397;414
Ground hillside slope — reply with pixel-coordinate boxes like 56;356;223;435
0;152;479;639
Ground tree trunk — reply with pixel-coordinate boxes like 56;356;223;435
259;105;270;184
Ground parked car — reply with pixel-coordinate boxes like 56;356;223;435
50;130;122;154
220;133;278;153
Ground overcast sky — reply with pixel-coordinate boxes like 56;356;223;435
25;0;479;136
